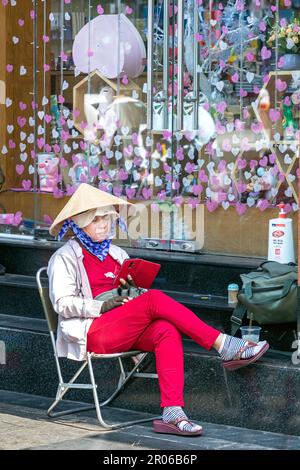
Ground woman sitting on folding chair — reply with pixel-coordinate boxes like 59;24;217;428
48;183;269;437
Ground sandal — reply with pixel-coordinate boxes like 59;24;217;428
153;418;203;437
222;340;269;371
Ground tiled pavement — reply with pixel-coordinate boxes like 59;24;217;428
0;390;300;450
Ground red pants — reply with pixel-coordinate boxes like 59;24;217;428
87;289;220;407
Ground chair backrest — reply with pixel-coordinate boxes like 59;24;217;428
36;267;58;334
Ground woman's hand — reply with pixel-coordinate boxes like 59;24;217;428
118;274;137;292
101;295;131;313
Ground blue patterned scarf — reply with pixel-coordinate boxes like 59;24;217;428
57;217;128;262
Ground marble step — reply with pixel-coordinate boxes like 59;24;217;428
0;316;299;437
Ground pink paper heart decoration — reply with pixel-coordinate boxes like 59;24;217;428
13;211;23;226
259;156;268;167
73;109;80;118
53;144;60;153
125;6;133;15
235;202;247;216
72;14;145;79
97;4;104;15
37;138;45;149
113;186;122;197
261;46;271;60
43;214;53;224
237;159;247;170
45;114;52;124
231;72;239;83
42;35;50;43
157;191;167;201
192;184;203;196
188;197;200;209
9;139;16;149
58;95;65;104
206;200;218;212
6;64;13;73
19;101;27;111
142;187;152;200
250;159;258;170
59;157;68;168
276;79;287;92
16;164;24;175
30;10;35;20
43;64;50;72
257;199;269;211
18;18;24;26
22;180;32;190
45;144;52;153
269;109;281;122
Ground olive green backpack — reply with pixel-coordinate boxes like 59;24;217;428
230;261;298;336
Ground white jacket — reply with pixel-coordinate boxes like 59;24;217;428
47;238;129;361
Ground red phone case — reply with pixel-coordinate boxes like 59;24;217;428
113;258;161;289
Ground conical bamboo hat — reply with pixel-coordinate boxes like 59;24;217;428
49;183;134;236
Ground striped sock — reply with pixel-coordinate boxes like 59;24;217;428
217;334;266;361
162;406;202;433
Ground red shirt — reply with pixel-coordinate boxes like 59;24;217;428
82;248;122;298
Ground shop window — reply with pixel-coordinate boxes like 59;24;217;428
0;0;298;258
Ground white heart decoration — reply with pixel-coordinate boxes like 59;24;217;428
52;129;59;139
115;151;123;160
28;165;35;175
62;80;69;91
63;144;71;154
12;36;19;44
125;160;133;171
27;134;34;144
106;149;114;159
29;117;35;126
146;136;153;147
288;174;296;182
246;72;254;83
231;147;240;157
133;170;141;181
65;12;71;21
1;145;8;154
20;132;26;141
20;143;26;152
42;96;49;106
284;154;292;164
121;126;129;136
274;133;281;143
216;81;224;92
5;98;12;107
38;125;44;135
152;159;160;169
228;193;235;202
67;119;74;129
72;129;78;138
20;153;28;162
278;144;287;153
155;176;163;187
244;171;252;180
73;142;79;150
20;65;27;76
222;201;230;210
134;147;140;156
284;187;293;197
63;108;70;119
206;187;212;197
7;125;14;134
38;111;45;120
292;203;298;211
114;135;122;146
247;197;255;207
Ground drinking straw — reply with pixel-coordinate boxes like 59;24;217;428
249;311;253;328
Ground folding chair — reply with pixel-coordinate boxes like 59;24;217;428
36;266;159;429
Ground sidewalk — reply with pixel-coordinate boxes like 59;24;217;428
1;390;300;450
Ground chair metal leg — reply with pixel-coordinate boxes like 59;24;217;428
86;353;159;430
47;361;96;418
